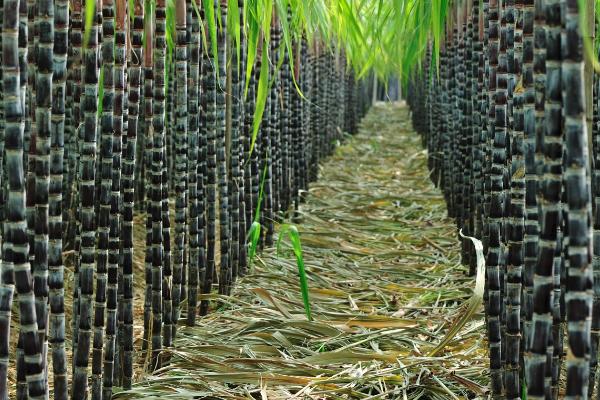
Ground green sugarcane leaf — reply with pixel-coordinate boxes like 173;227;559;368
202;0;219;78
83;0;96;49
165;0;176;92
338;0;365;46
190;0;202;25
261;0;273;42
275;223;289;258
249;45;269;157
276;224;312;321
274;0;304;98
579;0;600;72
287;226;312;321
246;163;267;270
253;163;268;223
243;8;259;97
227;0;241;71
247;221;261;270
129;0;135;22
190;0;212;68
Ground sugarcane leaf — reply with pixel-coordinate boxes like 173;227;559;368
129;0;135;22
344;317;417;329
202;0;219;75
261;0;273;42
251;288;294;319
301;349;400;364
428;230;485;357
247;221;261;270
243;2;260;97
274;0;304;97
165;0;176;91
190;0;211;67
253;162;268;223
277;225;312;321
579;0;600;72
246;164;266;270
83;0;96;49
227;0;241;70
249;45;269;157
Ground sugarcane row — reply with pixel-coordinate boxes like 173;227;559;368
409;0;597;399
0;0;373;399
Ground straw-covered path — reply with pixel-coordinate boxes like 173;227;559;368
115;103;489;399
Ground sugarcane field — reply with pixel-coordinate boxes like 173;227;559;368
2;0;600;398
